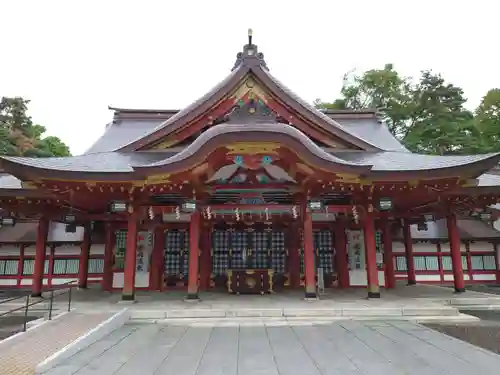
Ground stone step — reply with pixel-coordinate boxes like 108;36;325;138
449;297;500;306
129;306;460;320
452;304;500;310
129;313;477;327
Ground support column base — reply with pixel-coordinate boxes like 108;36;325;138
121;293;135;301
78;285;88;290
304;292;317;299
407;280;417;286
367;291;381;298
31;292;42;298
454;287;466;293
185;293;199;301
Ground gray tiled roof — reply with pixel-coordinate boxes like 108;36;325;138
142;123;372;168
0;151;177;173
331;151;500;172
85;119;163;154
1;144;499;174
84;110;402;155
328;117;408;153
256;68;377;150
119;66;246;150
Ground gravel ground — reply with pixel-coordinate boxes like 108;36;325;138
424;310;500;354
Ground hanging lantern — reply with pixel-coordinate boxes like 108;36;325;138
235;208;240;221
265;207;270;221
175;206;181;220
206;206;212;220
292;205;298;219
148;206;154;220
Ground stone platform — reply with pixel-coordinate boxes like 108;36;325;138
5;284;500;323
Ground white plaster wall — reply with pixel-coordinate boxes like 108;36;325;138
473;274;496;281
90;244;105;255
413;243;438;253
54;245;80;256
0;279;18;286
392;242;405;253
0;245;21;256
348;270;385;287
415;274;441;282
349;270;366;286
469;241;495;252
378;270;386;286
51;278;78;285
112;272;149;288
23;245;51;256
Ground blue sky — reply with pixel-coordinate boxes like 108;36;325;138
1;0;498;155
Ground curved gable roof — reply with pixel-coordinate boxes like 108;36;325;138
117;38;380;152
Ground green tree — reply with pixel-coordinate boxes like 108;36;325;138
316;66;486;155
0;96;71;157
474;88;500;152
316;64;413;139
404;70;481;155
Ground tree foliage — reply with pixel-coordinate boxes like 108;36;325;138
0;97;71;157
316;65;497;155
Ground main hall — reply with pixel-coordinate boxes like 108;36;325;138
1;30;500;300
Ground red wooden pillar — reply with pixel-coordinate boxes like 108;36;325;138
150;226;165;291
78;222;91;289
122;209;138;301
334;221;349;288
102;224;115;291
364;213;380;298
447;212;465;293
303;209;317;298
403;219;416;285
32;217;49;297
199;223;212;291
382;220;396;289
288;222;301;288
187;211;201;299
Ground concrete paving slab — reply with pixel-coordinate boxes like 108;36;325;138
166;309;226;318
44;320;500;375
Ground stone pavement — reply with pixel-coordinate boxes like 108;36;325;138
24;284;500;313
0;312;112;375
4;284;500;317
45;320;500;375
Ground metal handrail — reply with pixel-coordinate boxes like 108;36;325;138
0;281;77;332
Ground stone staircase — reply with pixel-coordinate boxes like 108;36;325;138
127;305;475;326
446;296;500;310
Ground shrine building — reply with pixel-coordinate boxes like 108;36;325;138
1;31;500;300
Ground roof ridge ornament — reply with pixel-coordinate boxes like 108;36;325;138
232;28;269;71
225;98;278;124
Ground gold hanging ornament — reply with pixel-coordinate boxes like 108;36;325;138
352;205;359;224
